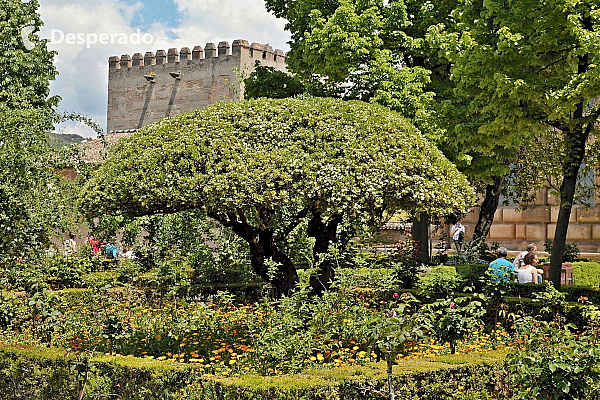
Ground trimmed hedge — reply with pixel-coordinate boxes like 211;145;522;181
0;346;507;399
572;261;600;288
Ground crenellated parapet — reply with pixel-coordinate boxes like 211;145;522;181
109;40;286;71
107;39;288;132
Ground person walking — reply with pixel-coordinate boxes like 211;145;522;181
451;219;466;253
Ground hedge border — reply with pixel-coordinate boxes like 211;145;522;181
0;345;507;399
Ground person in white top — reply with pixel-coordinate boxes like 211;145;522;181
517;252;543;284
64;234;77;255
451;220;466;253
513;243;537;272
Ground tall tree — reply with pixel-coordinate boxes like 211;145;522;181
0;0;61;261
80;97;475;296
437;0;600;287
265;0;529;254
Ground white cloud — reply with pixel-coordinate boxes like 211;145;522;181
39;0;290;138
53;121;99;138
173;0;290;51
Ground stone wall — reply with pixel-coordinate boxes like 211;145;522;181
446;186;600;253
107;40;286;132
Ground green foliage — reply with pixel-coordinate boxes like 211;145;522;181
450;264;488;292
424;296;485;354
544;239;581;263
507;322;600;400
265;0;439;135
560;284;600;305
368;293;429;359
571;262;600;288
243;61;305;99
334;267;399;291
0;345;508;399
367;292;431;399
417;266;464;298
0;0;59;108
532;283;567;322
264;0;525;196
0;1;85;264
80;97;474;294
437;0;600;276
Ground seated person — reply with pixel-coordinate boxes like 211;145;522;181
488;247;514;283
517;252;543;284
513;243;537;273
104;240;119;261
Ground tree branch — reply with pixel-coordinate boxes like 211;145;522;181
275;205;310;242
535;55;568;74
207;210;233;227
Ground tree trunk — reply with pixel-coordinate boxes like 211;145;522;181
213;210;299;298
550;166;578;289
248;230;298;298
307;212;343;295
550;127;590;288
550;21;593;288
469;175;504;248
386;357;396;400
411;213;429;265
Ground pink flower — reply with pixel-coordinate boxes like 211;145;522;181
449;304;457;309
393;293;400;299
18;259;24;264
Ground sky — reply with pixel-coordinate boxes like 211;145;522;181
38;0;291;138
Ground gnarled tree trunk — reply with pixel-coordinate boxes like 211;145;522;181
307;212;343;295
248;230;298;298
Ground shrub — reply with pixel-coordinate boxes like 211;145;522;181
571;261;600;288
417;266;464;298
424;296;485;354
560;285;600;304
0;345;508;400
334;267;398;291
544;239;581;262
453;264;488;291
507;321;600;399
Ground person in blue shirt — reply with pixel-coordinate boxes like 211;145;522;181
104;239;119;260
488;247;514;283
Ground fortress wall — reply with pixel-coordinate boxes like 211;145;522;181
434;187;600;252
107;40;287;132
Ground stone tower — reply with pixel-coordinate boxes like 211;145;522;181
107;40;287;132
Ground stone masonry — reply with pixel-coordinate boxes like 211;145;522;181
455;185;600;253
107;40;286;132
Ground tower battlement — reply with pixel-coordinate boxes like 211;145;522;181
107;40;287;132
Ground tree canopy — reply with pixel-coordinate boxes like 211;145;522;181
0;0;63;262
435;0;600;286
80;97;474;295
263;0;539;256
243;61;305;100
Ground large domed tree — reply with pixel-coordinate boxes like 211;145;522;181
80;97;474;296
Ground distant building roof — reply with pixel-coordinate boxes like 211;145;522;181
78;130;135;164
